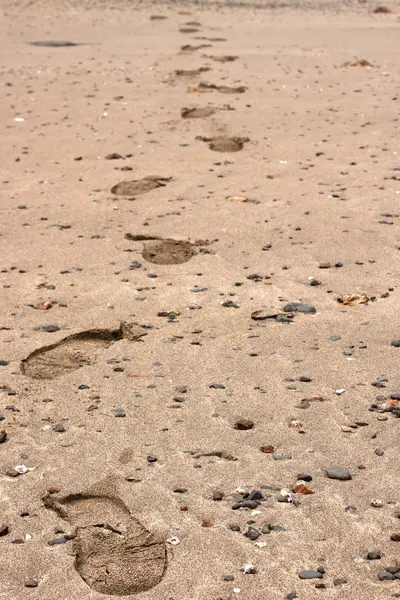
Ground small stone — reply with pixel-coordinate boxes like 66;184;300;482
244;526;261;540
375;449;384;456
273;454;292;461
222;575;235;581
173;487;187;493
298;570;323;579
390;340;400;347
147;456;158;463
315;583;326;589
0;431;7;443
24;579;39;588
366;550;381;560
125;475;141;482
213;490;224;501
234;419;254;430
333;578;347;586
232;500;258;510
287;593;297;600
0;523;9;536
0;360;9;366
209;383;225;389
53;423;66;433
47;537;67;545
390;532;400;541
378;571;395;580
113;407;126;417
5;468;19;477
297;473;312;482
229;524;241;531
299;376;312;382
283;302;316;314
327;466;352;480
386;567;400;574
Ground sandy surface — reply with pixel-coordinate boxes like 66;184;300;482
0;0;400;598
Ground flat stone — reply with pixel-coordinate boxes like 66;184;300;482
222;575;235;581
386;567;400;574
284;302;316;314
378;571;395;581
209;383;225;389
299;570;323;579
231;500;258;510
327;466;352;480
234;419;254;430
0;523;9;536
113;407;126;417
273;454;292;461
228;524;241;531
24;579;39;588
244;526;261;540
390;340;400;347
53;423;66;432
297;473;312;482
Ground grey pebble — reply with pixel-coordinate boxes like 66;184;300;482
53;423;66;432
386;567;400;574
366;550;381;560
378;571;395;581
298;570;323;579
333;578;347;586
209;383;225;389
113;407;126;417
47;537;67;546
273;454;292;461
24;579;39;588
222;575;235;581
244;526;261;540
327;466;352;480
390;340;400;347
284;302;316;314
229;524;241;531
328;335;342;341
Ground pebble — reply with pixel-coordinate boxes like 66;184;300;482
147;456;158;463
333;578;347;586
213;490;224;501
297;473;312;482
287;593;297;599
244;526;261;540
209;383;225;389
24;579;39;588
390;532;400;541
53;423;66;432
222;575;235;581
366;550;381;560
229;524;241;531
0;523;9;536
378;571;396;581
0;431;7;443
113;407;126;417
327;466;352;480
283;302;316;314
0;360;9;366
390;340;400;347
232;500;258;510
125;476;141;482
298;570;323;579
234;419;254;430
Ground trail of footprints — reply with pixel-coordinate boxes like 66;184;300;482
25;16;244;595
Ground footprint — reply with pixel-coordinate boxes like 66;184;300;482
196;136;249;152
111;175;171;197
180;106;216;118
150;15;168;20
175;67;210;77
43;479;166;596
180;44;212;53
142;239;196;265
204;54;238;63
28;40;82;47
179;27;199;33
198;81;246;93
21;322;146;379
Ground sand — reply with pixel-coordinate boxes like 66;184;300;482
0;0;400;598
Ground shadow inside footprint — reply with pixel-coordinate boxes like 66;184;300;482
43;482;166;596
181;106;216;118
204;54;238;62
175;67;210;77
198;81;246;93
111;176;171;197
21;322;146;379
180;44;212;53
142;239;195;264
196;135;249;152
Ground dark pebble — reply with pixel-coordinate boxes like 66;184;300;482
173;487;187;493
78;384;89;390
366;550;381;560
147;456;158;463
53;423;66;432
297;474;312;482
244;526;261;540
0;360;9;366
298;570;323;579
378;571;395;581
222;575;235;581
209;383;225;389
213;491;224;501
47;537;67;545
228;524;241;531
40;325;60;333
287;593;297;599
0;523;9;536
125;476;141;482
0;431;7;444
232;500;258;510
5;468;19;477
390;393;400;400
375;449;384;456
248;490;263;501
390;340;400;347
386;567;400;574
299;376;312;382
24;579;39;588
234;419;254;430
317;567;325;574
333;578;347;586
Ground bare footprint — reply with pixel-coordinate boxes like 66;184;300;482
142;239;196;265
204;55;238;63
175;67;210;77
180;44;212;53
181;106;216;118
198;81;246;93
21;322;146;379
111;176;171;197
43;479;166;596
196;136;249;152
